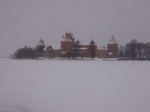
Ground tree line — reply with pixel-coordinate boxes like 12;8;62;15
118;39;150;60
13;45;44;59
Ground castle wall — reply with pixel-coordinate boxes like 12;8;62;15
96;50;109;58
79;49;89;57
43;49;61;58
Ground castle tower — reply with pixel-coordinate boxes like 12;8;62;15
88;40;97;59
107;35;118;57
61;32;75;52
36;38;45;50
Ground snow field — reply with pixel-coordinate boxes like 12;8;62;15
0;59;150;112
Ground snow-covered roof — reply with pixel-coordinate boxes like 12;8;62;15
61;32;74;42
62;36;72;42
77;39;91;45
79;48;87;50
108;35;118;44
98;46;107;50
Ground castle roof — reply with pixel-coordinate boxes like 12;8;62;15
98;46;107;50
61;32;74;42
77;39;89;45
37;38;45;46
108;35;118;44
89;40;96;45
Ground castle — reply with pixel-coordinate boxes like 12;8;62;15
38;32;118;58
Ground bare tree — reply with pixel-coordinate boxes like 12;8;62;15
145;42;150;60
136;42;144;60
14;46;36;59
125;39;137;60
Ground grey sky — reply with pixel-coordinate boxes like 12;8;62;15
0;0;150;57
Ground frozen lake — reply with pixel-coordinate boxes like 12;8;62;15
0;58;150;112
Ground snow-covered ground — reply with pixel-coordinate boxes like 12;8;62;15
0;58;150;112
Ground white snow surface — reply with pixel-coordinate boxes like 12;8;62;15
0;58;150;112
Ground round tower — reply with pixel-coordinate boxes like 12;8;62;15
107;35;118;57
88;40;97;59
36;38;45;51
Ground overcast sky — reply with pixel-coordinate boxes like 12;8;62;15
0;0;150;57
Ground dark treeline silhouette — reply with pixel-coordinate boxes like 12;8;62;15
118;39;150;60
14;46;36;59
13;45;45;59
